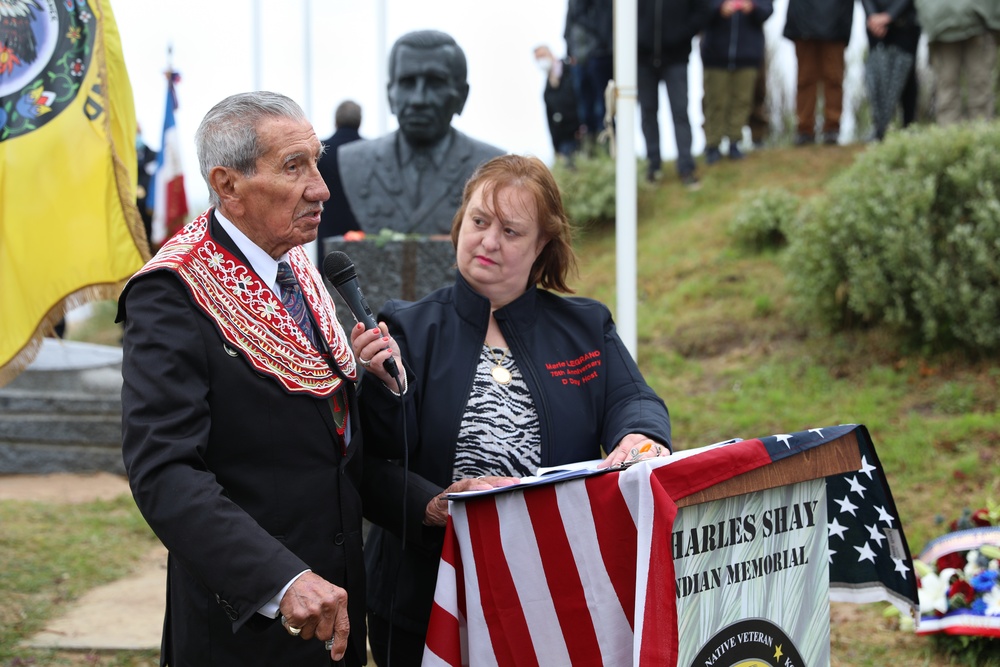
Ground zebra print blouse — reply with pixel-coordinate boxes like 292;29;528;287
452;345;542;482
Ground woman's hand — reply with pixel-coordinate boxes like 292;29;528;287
598;433;670;469
423;476;519;526
350;321;404;390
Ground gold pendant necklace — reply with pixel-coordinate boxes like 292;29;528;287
487;345;512;385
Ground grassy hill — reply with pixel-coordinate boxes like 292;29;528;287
571;142;1000;665
576;143;998;546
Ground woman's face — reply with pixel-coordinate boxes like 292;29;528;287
456;182;548;309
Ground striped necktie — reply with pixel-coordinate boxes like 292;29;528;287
276;261;318;348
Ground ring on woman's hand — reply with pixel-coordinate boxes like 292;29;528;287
358;355;372;368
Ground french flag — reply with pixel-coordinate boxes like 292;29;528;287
148;70;188;249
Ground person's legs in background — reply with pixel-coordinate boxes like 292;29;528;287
638;59;663;181
965;31;998;121
585;53;614;141
929;39;964;125
725;67;758;159
573;54;613;152
571;58;596;147
818;39;847;143
893;24;922;128
900;61;918;127
793;39;819;143
663;62;697;181
702;67;727;164
748;60;769;147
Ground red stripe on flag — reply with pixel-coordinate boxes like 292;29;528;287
466;499;539;667
652;439;772;501
165;175;187;220
425;518;463;667
425;602;464;666
585;473;637;628
641;473;680;665
452;526;467;627
524;485;603;664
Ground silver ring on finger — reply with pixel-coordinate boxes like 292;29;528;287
358;355;372;368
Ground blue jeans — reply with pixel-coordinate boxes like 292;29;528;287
571;54;613;137
638;59;695;176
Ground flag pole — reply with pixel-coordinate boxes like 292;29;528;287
614;0;639;360
376;0;388;135
252;0;262;91
303;0;313;121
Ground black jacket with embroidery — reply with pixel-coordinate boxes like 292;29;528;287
359;272;671;633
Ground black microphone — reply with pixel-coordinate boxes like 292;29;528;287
323;251;400;379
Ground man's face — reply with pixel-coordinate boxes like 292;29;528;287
388;44;468;147
226;116;329;259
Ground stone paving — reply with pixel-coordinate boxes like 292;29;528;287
0;472;165;651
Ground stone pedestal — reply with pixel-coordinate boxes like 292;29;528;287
0;339;124;474
321;236;456;333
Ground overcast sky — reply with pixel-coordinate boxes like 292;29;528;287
111;0;872;211
114;1;567;210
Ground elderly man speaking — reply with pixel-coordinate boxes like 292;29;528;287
118;91;404;666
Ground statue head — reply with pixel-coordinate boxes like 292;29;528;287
387;30;470;148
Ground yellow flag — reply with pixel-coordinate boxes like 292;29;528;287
0;0;145;385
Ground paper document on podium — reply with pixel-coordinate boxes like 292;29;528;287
446;459;611;499
445;437;745;500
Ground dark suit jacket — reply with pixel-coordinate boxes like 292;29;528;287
338;129;504;236
317;127;363;261
119;216;367;666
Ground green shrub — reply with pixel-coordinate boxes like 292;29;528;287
783;122;1000;353
728;188;801;251
551;153;617;227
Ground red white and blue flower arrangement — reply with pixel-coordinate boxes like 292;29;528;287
897;502;1000;662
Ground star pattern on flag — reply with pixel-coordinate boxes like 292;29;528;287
866;524;886;547
826;427;918;610
834;494;859;516
847;476;867;497
808;427;825;439
855;542;877;563
875;505;896;527
772;433;793;448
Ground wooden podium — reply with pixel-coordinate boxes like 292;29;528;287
422;424;918;667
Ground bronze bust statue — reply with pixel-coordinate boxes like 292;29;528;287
338;30;505;236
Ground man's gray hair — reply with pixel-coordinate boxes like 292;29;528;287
195;91;307;207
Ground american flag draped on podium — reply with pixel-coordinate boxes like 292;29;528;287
423;424;919;667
